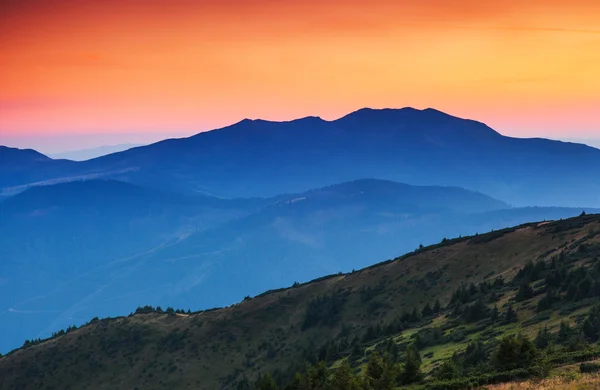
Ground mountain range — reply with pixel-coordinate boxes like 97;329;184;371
1;107;599;355
2;108;600;207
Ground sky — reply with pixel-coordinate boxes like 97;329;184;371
1;0;599;153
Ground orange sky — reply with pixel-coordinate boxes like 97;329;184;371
1;0;599;151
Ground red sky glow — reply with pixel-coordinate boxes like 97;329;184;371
1;0;599;152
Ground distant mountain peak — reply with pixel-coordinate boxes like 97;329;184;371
358;106;418;112
0;145;49;157
339;106;419;119
0;145;51;163
238;115;325;125
338;106;469;123
48;143;142;161
331;107;501;141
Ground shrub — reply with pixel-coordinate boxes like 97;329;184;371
516;281;534;302
427;368;531;390
549;350;600;365
580;362;600;373
583;304;600;342
435;359;461;380
302;292;347;330
493;334;538;371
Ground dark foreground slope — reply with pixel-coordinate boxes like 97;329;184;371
2;214;600;389
3;108;600;206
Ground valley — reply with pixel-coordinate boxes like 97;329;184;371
1;177;596;354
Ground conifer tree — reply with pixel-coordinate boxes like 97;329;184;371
332;360;360;390
400;346;422;385
505;305;517;323
583;305;600;342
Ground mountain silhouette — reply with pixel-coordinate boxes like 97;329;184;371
2;107;600;206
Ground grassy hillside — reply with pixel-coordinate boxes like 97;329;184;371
1;214;600;390
7;177;566;354
488;372;600;390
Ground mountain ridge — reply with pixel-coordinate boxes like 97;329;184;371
0;145;52;162
2;107;600;207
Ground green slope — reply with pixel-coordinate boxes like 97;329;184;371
1;214;600;390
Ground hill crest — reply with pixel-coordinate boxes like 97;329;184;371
2;213;600;389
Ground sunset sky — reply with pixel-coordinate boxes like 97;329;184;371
1;0;599;152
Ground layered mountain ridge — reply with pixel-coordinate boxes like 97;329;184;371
2;107;600;206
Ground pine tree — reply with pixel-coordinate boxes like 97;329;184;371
307;361;330;389
463;340;488;367
576;277;593;300
400;346;422;385
410;307;421;323
535;326;553;349
490;305;499;321
433;299;442;314
566;282;578;301
537;288;557;311
493;276;505;288
421;302;433;317
557;321;572;344
493;334;538;371
516;281;534;301
489;290;499;303
583;305;600;342
331;360;360;390
384;338;399;361
468;283;478;296
379;355;399;390
351;343;363;361
366;352;384;384
505;305;517;323
363;352;396;390
284;372;307;390
255;373;279;390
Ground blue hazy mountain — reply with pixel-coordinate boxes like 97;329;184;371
0;180;264;282
0;146;78;195
1;178;596;353
48;143;142;161
2;108;600;207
